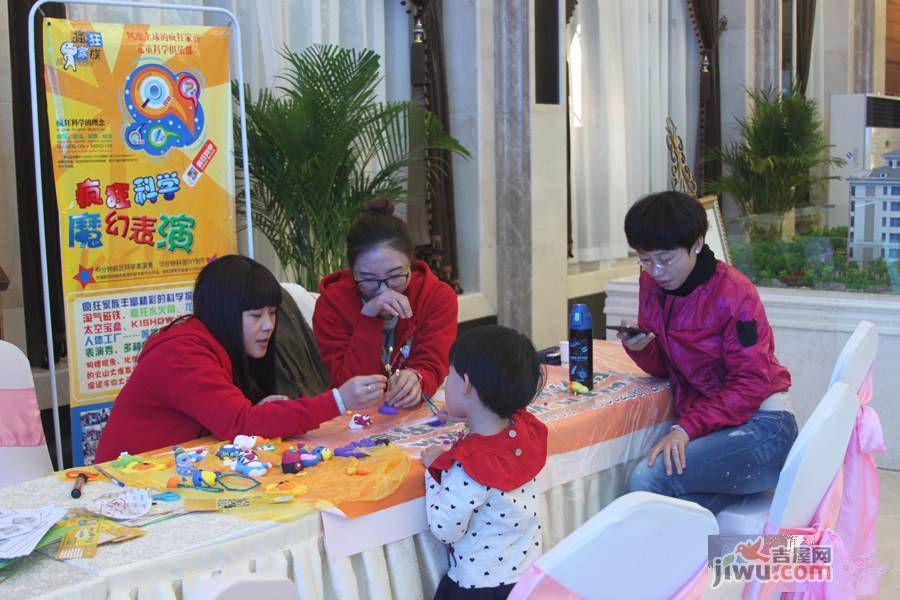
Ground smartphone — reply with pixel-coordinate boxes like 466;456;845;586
607;325;650;337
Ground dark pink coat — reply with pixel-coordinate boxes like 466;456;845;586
624;262;791;439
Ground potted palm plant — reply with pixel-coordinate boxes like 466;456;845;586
705;86;844;240
234;44;469;289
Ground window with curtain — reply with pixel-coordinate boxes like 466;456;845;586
566;0;699;264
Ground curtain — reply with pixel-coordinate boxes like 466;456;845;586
67;0;411;281
796;0;817;96
567;0;699;262
405;0;463;293
687;0;721;190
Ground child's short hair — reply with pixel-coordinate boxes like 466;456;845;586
449;325;544;418
624;191;708;251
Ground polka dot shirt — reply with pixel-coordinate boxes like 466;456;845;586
425;461;542;589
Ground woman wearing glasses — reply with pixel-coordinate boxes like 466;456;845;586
313;198;458;409
619;191;797;513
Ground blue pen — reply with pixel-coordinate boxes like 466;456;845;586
421;391;440;417
94;465;126;487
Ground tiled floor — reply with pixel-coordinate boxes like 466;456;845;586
876;468;900;598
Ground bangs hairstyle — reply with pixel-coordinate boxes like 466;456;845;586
449;325;544;419
624;191;708;252
192;255;283;402
346;197;414;268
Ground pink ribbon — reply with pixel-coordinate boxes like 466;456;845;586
0;387;45;447
508;560;708;599
836;367;886;596
508;564;582;600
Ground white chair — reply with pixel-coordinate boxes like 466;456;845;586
281;282;319;330
0;340;53;486
828;320;877;392
190;573;300;600
716;382;859;536
511;492;718;600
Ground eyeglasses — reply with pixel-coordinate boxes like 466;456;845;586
354;271;410;292
636;252;684;271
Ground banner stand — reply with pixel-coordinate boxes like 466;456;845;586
28;0;254;469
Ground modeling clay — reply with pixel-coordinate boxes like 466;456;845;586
378;403;400;415
348;413;373;429
111;452;142;468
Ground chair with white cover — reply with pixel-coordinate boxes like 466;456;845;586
510;492;718;600
281;282;319;330
0;340;53;487
828;320;877;392
190;573;299;600
715;382;859;536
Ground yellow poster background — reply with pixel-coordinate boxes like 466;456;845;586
42;18;237;464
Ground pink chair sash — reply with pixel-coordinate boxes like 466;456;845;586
742;470;849;600
508;560;708;599
0;388;46;447
836;367;886;596
507;564;582;600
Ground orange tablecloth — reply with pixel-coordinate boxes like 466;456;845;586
301;340;675;518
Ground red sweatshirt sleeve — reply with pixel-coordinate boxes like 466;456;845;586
403;283;458;397
313;292;385;387
675;291;776;439
165;335;340;440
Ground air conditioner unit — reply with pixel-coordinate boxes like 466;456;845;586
828;94;900;227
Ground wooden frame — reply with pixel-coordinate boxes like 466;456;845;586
699;194;732;264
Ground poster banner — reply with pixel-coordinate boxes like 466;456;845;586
42;18;237;465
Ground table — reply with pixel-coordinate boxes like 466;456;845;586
0;341;674;599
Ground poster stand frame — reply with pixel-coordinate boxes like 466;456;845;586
27;0;254;468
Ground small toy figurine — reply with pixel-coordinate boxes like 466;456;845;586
281;448;303;474
568;381;590;394
173;445;208;475
314;447;334;462
334;437;378;458
233;455;271;477
299;453;321;467
191;469;220;489
232;435;258;451
377;403;400;416
216;444;242;462
348;413;373;430
111;452;142;468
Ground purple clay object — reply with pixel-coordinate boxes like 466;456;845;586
442;440;451;445
378;403;400;415
427;418;445;427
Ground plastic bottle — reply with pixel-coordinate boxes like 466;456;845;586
568;304;593;389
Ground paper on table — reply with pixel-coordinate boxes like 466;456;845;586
0;506;68;559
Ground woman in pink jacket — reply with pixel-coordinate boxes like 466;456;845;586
620;191;797;513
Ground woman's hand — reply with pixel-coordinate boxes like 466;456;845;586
618;320;656;352
420;445;445;468
647;428;690;476
339;375;388;411
361;289;413;319
384;369;421;408
258;394;289;405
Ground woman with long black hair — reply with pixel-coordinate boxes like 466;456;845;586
96;255;384;461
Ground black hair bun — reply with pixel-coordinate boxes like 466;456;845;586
366;197;395;217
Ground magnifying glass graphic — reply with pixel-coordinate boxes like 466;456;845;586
141;82;164;108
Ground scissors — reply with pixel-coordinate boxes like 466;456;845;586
64;469;101;481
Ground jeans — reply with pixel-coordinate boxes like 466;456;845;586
627;410;799;514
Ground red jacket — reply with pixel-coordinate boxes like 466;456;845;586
95;317;340;462
625;249;791;439
313;260;458;397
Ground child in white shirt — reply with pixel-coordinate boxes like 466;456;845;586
421;325;548;599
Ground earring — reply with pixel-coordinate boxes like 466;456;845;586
694;248;701;255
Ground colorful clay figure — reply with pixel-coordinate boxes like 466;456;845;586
281;448;303;474
173;445;207;475
315;447;334;461
111;452;142;468
378;403;400;416
216;444;242;462
191;469;220;489
299;453;321;467
233;455;271;477
348;413;373;430
232;435;258;451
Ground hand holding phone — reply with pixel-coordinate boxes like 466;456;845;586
610;321;656;351
607;325;649;337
